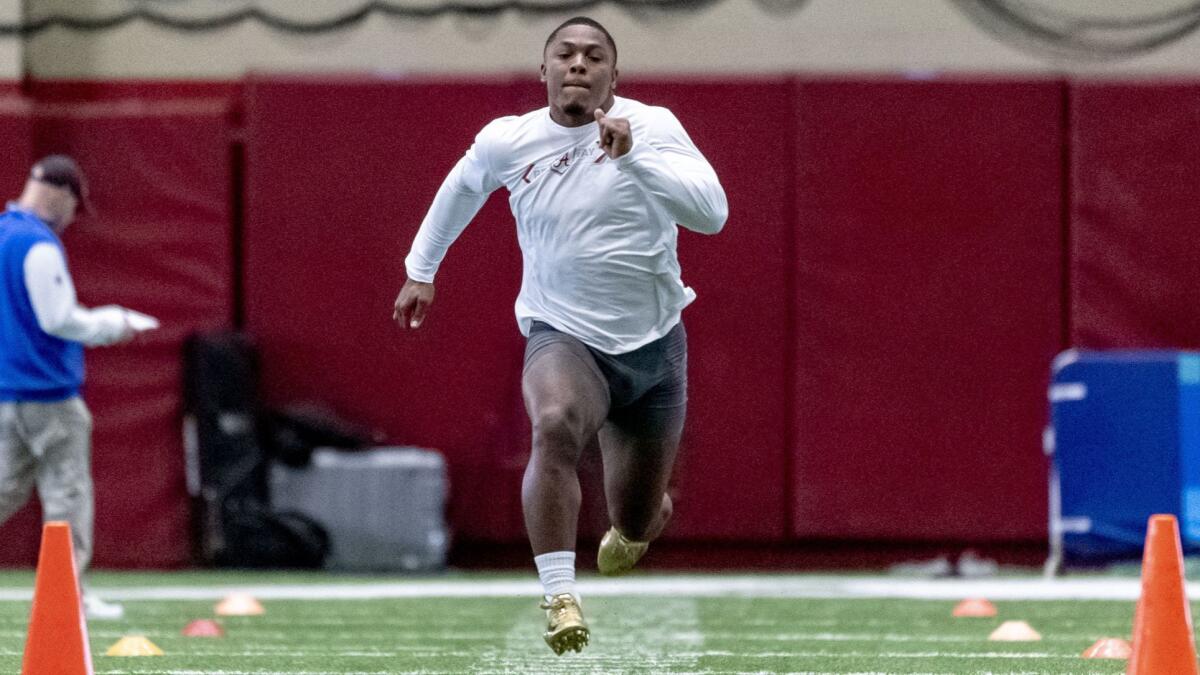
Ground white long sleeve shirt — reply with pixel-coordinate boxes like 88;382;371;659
23;242;132;346
405;96;727;354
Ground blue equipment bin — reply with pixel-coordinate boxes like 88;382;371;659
1048;350;1200;564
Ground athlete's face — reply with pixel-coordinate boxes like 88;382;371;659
541;25;618;127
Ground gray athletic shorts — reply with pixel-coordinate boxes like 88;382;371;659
524;321;688;437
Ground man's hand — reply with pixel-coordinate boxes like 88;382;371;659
393;279;435;329
595;108;632;159
114;319;137;344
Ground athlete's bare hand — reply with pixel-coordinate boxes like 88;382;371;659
595;108;632;159
393;279;435;329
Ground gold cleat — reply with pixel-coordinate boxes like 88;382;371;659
597;526;649;576
541;593;589;655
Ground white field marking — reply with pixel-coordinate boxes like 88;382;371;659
102;651;474;659
96;667;451;672
699;632;1083;643
474;596;702;675
694;650;1059;658
0;574;1155;602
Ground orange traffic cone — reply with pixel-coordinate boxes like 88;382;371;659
21;521;92;675
1127;514;1199;675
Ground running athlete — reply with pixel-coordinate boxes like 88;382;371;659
393;16;727;655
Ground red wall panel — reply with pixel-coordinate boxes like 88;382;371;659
620;79;791;540
0;103;39;564
0;99;33;182
243;77;533;541
1070;82;1200;349
0;101;234;567
791;80;1065;540
23;80;241;103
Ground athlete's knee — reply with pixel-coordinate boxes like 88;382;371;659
530;404;589;453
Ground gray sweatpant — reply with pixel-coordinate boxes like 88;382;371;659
0;398;94;574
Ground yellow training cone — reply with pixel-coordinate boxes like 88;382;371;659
988;620;1042;641
105;635;164;656
215;592;265;616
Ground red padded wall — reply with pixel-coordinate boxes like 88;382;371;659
0;99;33;181
0;101;234;567
0;101;39;564
1070;82;1200;349
243;77;534;541
620;80;791;540
12;75;1200;562
791;80;1065;540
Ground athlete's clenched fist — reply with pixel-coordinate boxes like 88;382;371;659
595;108;632;159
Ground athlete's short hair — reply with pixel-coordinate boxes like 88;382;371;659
544;17;617;64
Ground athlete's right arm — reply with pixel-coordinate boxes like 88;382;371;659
396;122;505;330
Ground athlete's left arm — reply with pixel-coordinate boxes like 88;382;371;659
615;108;728;234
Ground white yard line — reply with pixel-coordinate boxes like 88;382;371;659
98;662;461;674
474;596;702;675
0;574;1153;602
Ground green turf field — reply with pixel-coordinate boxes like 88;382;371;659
0;570;1176;673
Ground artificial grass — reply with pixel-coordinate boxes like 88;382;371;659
0;571;1171;673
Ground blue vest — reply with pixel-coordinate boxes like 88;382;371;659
0;208;84;401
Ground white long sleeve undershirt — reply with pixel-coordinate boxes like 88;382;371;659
404;163;491;284
404;96;727;354
23;242;132;346
615;138;728;235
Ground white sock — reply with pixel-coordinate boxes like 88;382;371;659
534;551;578;601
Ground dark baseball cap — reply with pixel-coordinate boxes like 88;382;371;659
30;155;91;214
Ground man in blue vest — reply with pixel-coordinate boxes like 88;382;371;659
0;155;158;620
